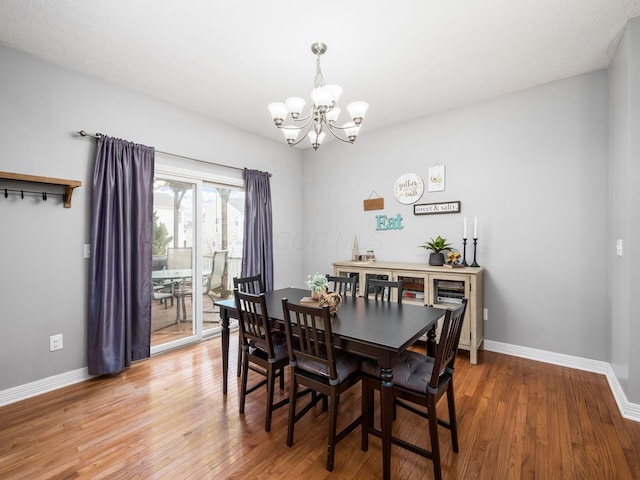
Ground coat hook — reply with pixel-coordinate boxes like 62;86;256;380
20;190;24;199
4;189;7;199
42;191;47;201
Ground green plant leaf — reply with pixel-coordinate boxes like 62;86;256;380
418;235;453;253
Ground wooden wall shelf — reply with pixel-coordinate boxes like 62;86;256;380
0;171;82;208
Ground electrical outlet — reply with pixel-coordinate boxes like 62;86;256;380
83;244;91;259
616;239;623;257
483;308;488;321
50;334;63;351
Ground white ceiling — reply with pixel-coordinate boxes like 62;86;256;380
1;0;640;148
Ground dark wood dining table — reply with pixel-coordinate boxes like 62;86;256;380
215;287;444;480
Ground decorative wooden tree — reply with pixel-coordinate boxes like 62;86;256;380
352;235;359;261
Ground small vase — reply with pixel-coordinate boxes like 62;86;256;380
311;288;327;300
429;252;445;266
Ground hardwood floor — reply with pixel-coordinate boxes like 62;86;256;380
150;294;228;347
1;336;639;480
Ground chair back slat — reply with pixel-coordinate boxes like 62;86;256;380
325;275;357;298
234;274;264;294
281;299;337;381
234;289;275;358
364;278;404;303
429;299;468;391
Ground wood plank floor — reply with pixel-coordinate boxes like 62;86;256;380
1;335;639;480
150;294;227;347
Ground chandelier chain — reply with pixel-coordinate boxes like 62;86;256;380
314;55;325;89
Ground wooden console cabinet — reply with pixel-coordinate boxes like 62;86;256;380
333;260;484;364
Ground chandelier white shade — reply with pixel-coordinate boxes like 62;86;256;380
268;42;369;150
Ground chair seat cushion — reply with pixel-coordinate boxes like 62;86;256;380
361;351;435;393
249;332;289;363
298;350;362;385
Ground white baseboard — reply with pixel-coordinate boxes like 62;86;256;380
0;367;92;407
604;364;640;422
0;327;235;407
484;340;640;423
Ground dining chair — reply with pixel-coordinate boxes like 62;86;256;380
151;282;174;308
325;274;357;299
154;248;193;308
165;247;193;321
233;274;266;376
174;249;229;321
364;278;404;303
360;299;468;480
204;250;229;308
234;289;289;432
280;298;363;472
166;247;192;269
233;273;264;294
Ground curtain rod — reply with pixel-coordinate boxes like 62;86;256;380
76;131;271;177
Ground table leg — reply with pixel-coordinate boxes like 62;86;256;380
380;366;393;480
220;307;230;395
361;379;373;452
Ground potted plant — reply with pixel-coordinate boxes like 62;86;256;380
306;272;329;299
419;236;453;266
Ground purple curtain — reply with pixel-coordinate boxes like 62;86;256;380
88;135;155;376
241;169;274;291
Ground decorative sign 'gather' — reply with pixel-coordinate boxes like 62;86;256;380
393;173;424;205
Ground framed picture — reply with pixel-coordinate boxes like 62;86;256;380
414;201;461;215
428;165;445;192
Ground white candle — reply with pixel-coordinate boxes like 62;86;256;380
463;217;467;239
473;216;478;238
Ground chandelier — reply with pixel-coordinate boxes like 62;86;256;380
267;42;369;150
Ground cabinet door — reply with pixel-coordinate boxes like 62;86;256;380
392;271;428;305
428;273;471;349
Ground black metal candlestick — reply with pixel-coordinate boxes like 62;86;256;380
471;238;480;267
462;238;469;266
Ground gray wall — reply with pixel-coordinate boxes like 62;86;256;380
609;17;640;403
0;45;304;391
2;34;636;401
301;70;610;361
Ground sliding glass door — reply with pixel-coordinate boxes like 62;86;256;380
201;181;244;334
150;168;244;352
151;177;197;349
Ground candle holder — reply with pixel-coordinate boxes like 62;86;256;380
461;238;469;266
471;238;480;267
